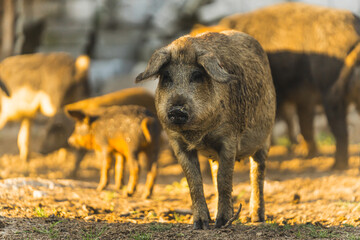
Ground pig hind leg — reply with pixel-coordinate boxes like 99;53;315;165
249;147;267;222
323;100;348;170
127;151;140;197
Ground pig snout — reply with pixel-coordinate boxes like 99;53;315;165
167;105;189;125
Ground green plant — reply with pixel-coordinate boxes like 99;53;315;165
262;221;280;231
347;234;360;240
282;224;292;231
316;131;335;146
236;190;246;201
81;225;108;240
336;200;354;209
102;191;117;202
276;136;291;148
34;207;48;218
131;232;152;240
298;224;339;239
343;223;355;228
174;212;186;222
176;233;185;237
32;221;63;239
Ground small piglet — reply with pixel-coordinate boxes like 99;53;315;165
68;105;161;199
136;30;276;228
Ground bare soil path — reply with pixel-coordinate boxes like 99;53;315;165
0;123;360;239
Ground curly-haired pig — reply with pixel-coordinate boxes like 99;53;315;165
193;3;360;169
0;52;90;162
136;30;276;228
68;105;161;199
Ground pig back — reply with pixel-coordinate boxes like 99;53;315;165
65;87;156;116
91;105;160;149
210;31;276;135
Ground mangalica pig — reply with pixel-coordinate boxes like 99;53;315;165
193;2;360;169
136;30;276;228
68;105;161;199
0;52;90;162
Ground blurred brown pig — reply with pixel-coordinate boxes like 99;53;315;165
40;87;155;157
63;87;175;178
68;105;161;199
192;3;360;169
0;52;90;162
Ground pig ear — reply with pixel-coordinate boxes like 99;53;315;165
88;115;99;125
197;52;235;83
135;48;170;83
67;110;87;121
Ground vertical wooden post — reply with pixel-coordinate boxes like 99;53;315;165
1;0;15;59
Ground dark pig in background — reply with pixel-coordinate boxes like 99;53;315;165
0;52;90;162
136;31;276;228
193;3;360;169
68;105;161;199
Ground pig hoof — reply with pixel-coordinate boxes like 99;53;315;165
127;192;134;197
96;185;105;191
215;216;228;228
193;219;210;230
142;192;151;199
306;150;319;159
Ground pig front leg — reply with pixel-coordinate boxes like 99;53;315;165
323;100;348;170
215;145;236;228
18;118;31;162
69;148;87;178
127;151;140;197
97;149;113;191
170;139;210;230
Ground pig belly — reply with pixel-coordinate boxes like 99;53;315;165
1;87;56;121
198;149;219;161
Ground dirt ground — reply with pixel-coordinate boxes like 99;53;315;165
1;123;360;239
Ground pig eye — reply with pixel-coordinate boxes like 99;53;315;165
160;71;172;87
190;71;204;83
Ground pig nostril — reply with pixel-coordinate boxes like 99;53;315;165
167;108;189;125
